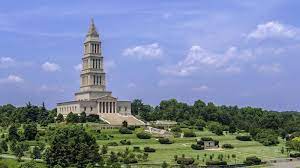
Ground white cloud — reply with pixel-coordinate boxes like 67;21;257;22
74;63;82;71
254;63;281;73
248;21;298;40
127;82;136;88
38;84;64;92
0;75;24;84
0;57;16;68
123;43;163;60
192;85;209;92
42;62;60;72
105;60;116;72
158;46;252;76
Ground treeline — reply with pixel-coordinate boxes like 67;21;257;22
132;99;300;143
0;102;56;126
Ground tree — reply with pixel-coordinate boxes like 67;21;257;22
24;124;38;140
8;125;20;141
31;146;41;160
0;141;8;153
79;112;87;123
122;120;128;128
45;125;100;168
229;124;237;134
131;99;143;116
12;142;28;162
65;112;79;123
161;161;169;168
56;113;64;123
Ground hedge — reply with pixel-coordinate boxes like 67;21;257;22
120;139;131;145
236;135;252;141
183;130;196;137
137;132;151;139
176;157;195;165
144;147;156;152
222;144;234;149
191;144;204;150
119;127;133;134
244;156;262;165
158;138;173;144
290;153;300;158
206;161;227;165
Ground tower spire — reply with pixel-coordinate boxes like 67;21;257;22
87;18;99;37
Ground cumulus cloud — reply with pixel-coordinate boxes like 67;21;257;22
42;62;60;72
254;63;282;73
0;57;16;68
0;75;24;84
127;82;136;88
123;43;163;60
192;85;209;92
158;46;252;76
74;63;82;71
248;21;299;40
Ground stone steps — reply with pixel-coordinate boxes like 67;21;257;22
99;113;145;126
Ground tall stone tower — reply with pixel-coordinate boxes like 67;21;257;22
75;19;112;101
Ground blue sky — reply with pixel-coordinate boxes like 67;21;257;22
1;0;300;111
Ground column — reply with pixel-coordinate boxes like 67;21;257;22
104;102;106;113
97;102;100;113
108;102;111;113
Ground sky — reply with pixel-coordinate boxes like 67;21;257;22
1;0;300;111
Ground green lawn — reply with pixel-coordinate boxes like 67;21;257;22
98;128;287;166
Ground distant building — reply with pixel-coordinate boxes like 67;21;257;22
57;19;144;126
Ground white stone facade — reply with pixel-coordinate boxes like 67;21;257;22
57;19;131;118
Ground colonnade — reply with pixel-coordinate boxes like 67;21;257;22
97;101;117;113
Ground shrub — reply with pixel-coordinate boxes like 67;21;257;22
158;138;173;144
254;130;279;146
171;126;182;133
290;153;300;158
133;146;141;152
196;140;204;145
107;142;118;146
137;132;151;139
244;156;262;165
176;157;195;165
144;147;156;152
86;114;100;122
127;125;136;131
191;144;204;150
120;140;131;145
201;137;213;141
236;135;252;141
183;130;196;137
119;127;133;134
222;144;234;149
206;161;227;165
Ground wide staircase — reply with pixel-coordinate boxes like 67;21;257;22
99;113;145;126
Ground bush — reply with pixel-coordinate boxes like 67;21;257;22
86;114;100;122
127;125;136;131
290;153;300;158
254;130;279;146
144;147;155;152
137;132;151;139
206;161;227;165
236;135;252;141
244;156;262;165
133;146;141;152
107;142;118;146
176;157;195;165
191;144;204;150
120;140;131;145
222;144;234;149
201;137;213;141
171;127;182;133
158;138;173;144
183;130;196;137
119;127;133;134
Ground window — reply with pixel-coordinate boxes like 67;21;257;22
125;107;127;111
90;107;93;112
84;107;86;111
